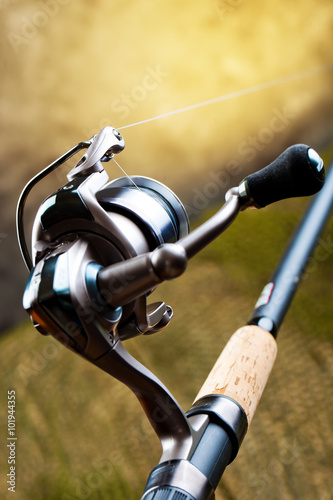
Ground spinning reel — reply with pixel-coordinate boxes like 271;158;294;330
18;126;324;465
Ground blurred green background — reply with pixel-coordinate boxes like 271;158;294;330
1;1;333;499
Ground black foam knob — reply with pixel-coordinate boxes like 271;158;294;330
239;145;325;208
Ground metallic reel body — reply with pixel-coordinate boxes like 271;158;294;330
26;130;189;344
22;127;198;463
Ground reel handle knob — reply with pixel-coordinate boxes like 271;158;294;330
238;145;325;208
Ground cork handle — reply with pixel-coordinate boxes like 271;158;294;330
194;325;277;425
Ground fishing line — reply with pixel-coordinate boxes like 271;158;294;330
112;157;142;190
117;61;333;131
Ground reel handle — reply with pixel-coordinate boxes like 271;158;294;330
97;145;325;309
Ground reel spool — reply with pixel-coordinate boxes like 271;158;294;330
98;176;189;248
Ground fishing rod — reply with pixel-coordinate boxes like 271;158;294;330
16;125;329;498
142;155;333;500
